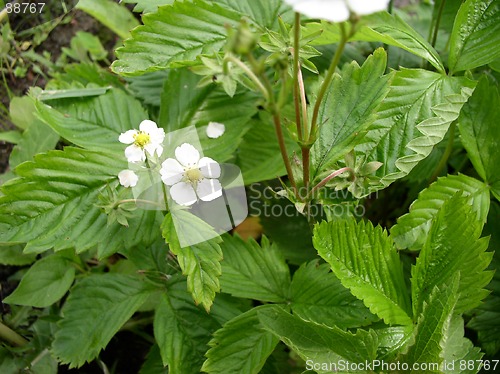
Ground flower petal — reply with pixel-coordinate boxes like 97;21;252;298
175;143;200;167
119;130;137;144
347;0;389;15
197;178;222;202
169;182;198;206
206;122;225;138
199;157;221;179
287;0;349;23
144;142;163;158
139;120;159;133
160;158;184;186
118;170;139;188
125;144;145;163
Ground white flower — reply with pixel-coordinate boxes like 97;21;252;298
206;122;226;139
118;169;139;188
160;143;222;206
284;0;390;23
119;120;165;163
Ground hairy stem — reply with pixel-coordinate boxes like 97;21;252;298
293;12;303;141
0;321;28;347
273;112;297;190
308;167;353;199
310;23;348;141
226;55;269;101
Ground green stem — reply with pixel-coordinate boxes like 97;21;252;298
114;198;164;209
0;321;28;347
226;55;269;100
430;122;455;182
273;112;297;190
293;12;303;141
309;23;348;142
302;146;310;191
430;0;446;48
308;167;354;199
297;68;308;140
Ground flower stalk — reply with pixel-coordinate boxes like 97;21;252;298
0;321;28;347
308;167;354;199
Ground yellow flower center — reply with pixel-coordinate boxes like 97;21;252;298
185;168;203;184
133;132;150;148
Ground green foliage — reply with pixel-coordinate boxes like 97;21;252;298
1;0;500;371
0;148;161;257
219;234;290;303
161;211;222;311
153;276;223;372
202;306;279;374
306;12;445;73
258;306;379;370
52;274;153;367
357;69;476;194
4;252;75;307
458;77;500;201
35;88;148;154
448;0;500;73
314;219;412;326
289;261;378;329
158;68;257;162
76;0;140;40
411;194;492;316
311;48;392;181
122;0;174;13
391;174;490;250
236;114;298;184
112;0;242;75
400;276;460;372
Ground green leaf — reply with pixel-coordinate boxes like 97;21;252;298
467;203;500;356
161;211;222;311
0;147;161;257
219;234;290;303
159;68;257;162
236;114;298;184
4;253;75;307
400;276;459;372
373;324;414;362
9;119;59;168
290;261;378;329
306;12;444;73
202;306;279;374
154;275;222;372
411;194;493;316
442;316;483;374
390;174;490;250
0;130;21;144
76;0;139;40
214;0;292;29
52;274;153;368
0;245;36;266
448;0;500;74
139;345;168;374
258;306;378;371
9;96;36;130
311;48;392;181
314;219;412;326
112;0;242;76
35;88;148;154
127;70;170;106
36;86;111;101
458;77;500;201
356;69;476;194
122;0;173;13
